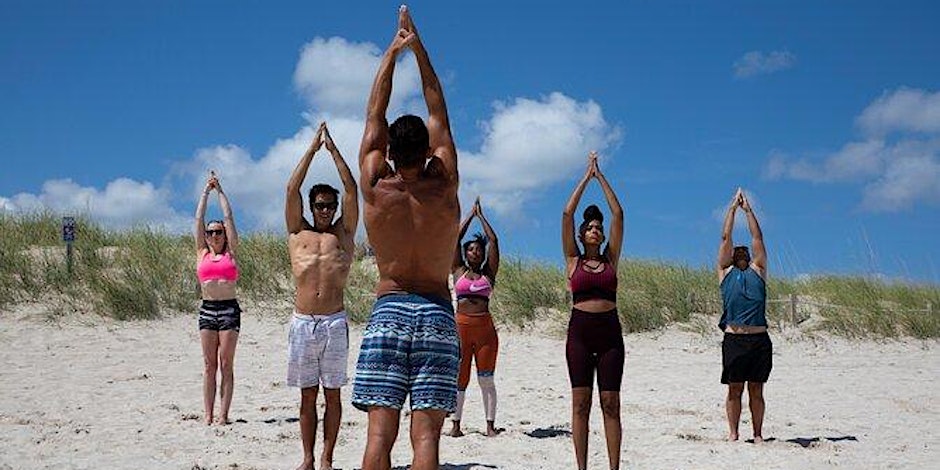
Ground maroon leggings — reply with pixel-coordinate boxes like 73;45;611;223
565;308;625;391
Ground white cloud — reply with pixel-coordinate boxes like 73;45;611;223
764;87;940;211
459;93;621;214
856;88;940;136
0;178;188;230
733;50;796;79
3;35;621;233
293;37;421;119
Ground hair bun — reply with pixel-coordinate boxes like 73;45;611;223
583;204;603;223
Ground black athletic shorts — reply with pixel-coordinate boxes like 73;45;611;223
721;331;772;384
198;299;241;332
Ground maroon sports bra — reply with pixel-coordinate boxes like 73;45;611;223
570;257;617;303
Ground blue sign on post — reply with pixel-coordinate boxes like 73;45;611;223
62;217;76;242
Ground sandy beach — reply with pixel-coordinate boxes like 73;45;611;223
1;304;937;470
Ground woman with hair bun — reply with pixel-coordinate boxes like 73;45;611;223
561;151;625;470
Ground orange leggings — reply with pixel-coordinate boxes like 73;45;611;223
456;312;499;390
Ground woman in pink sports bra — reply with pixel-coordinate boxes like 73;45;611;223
448;197;501;438
561;152;625;470
194;172;241;426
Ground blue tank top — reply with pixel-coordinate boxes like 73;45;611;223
719;266;767;330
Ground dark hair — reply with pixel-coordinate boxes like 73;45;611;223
462;233;488;268
578;205;604;238
733;245;750;254
309;184;340;204
388;115;429;169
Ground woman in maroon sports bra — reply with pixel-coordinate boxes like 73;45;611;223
561;151;625;470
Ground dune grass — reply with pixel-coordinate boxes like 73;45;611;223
1;213;937;338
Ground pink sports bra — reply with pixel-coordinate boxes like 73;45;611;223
197;251;239;283
454;271;493;300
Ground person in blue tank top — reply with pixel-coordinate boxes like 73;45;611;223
717;188;772;443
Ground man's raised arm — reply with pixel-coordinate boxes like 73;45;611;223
360;14;414;188
741;193;767;274
717;188;741;272
323;124;359;236
401;7;457;180
287;123;324;234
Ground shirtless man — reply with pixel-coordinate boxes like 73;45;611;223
351;6;460;470
286;122;358;470
717;188;771;443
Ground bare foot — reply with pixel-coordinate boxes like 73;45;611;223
318;460;334;470
486;420;502;437
204;415;214;426
294;459;314;470
727;432;739;441
753;436;764;444
447;423;464;437
215;417;232;426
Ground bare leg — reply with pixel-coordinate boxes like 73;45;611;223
571;387;592;470
297;387;319;470
361;407;399;470
447;390;466;437
410;409;446;470
726;383;745;441
747;382;766;442
599;391;621;470
199;330;220;425
320;388;342;470
217;329;239;424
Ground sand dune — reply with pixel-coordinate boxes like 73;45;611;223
1;305;937;469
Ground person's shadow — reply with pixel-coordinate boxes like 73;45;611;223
783;435;858;448
524;426;572;439
388;465;499;470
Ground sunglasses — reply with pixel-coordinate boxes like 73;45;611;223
205;229;225;236
313;202;338;211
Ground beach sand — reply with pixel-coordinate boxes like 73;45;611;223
1;305;937;469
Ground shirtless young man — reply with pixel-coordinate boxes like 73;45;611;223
286;122;358;470
351;6;461;470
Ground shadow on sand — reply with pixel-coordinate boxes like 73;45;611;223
524;426;572;439
784;435;859;448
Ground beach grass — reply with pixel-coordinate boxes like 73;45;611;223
1;213;937;338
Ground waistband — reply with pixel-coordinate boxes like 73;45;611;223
292;310;347;322
723;330;770;338
571;307;618;317
376;293;454;311
201;298;240;309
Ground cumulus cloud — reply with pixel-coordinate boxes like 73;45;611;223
856;88;940;136
764;88;940;211
3;35;620;232
733;50;796;79
0;178;188;230
459;93;621;214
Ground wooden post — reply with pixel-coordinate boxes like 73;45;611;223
62;216;76;275
789;293;798;324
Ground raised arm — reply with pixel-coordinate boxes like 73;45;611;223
563;162;594;261
453;209;475;271
287;124;323;234
401;7;457;180
591;153;623;270
717;188;742;272
474;198;500;278
323;124;358;236
194;176;213;253
741;192;767;275
215;178;238;255
360;16;414;189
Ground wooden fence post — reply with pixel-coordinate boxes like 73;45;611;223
789;294;798;324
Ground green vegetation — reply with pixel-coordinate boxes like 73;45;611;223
1;213;937;338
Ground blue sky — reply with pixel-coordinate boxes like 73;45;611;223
2;0;939;282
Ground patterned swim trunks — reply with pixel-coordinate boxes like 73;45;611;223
352;293;459;412
286;311;349;389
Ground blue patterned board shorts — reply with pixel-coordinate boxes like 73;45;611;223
352;293;459;412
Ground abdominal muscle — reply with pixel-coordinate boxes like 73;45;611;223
572;298;617;313
201;280;237;301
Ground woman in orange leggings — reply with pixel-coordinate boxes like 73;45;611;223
448;197;501;437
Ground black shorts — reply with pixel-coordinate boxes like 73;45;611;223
198;299;241;332
721;332;772;384
566;308;625;392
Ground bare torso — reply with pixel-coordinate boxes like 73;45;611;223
200;280;237;301
288;226;354;314
364;169;459;300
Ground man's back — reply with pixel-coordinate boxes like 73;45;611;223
363;163;458;300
